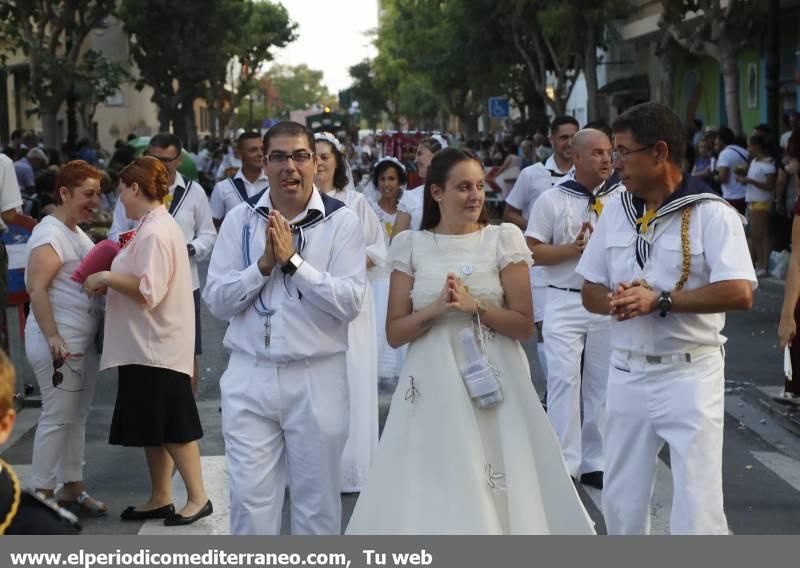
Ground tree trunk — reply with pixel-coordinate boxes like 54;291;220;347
40;106;59;148
66;88;79;150
157;106;170;133
656;32;675;108
583;26;600;122
766;0;780;144
182;104;198;150
720;52;743;135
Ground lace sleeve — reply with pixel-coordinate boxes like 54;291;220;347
496;223;532;270
387;230;414;275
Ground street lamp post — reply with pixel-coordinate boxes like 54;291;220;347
248;94;254;131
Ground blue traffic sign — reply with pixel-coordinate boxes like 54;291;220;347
489;97;510;118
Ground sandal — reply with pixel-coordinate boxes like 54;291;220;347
58;491;108;517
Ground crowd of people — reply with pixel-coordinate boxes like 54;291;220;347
0;99;797;535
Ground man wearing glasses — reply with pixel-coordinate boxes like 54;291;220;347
109;133;216;393
203;121;366;535
577;103;755;534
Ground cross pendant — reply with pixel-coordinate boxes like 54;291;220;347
264;312;272;349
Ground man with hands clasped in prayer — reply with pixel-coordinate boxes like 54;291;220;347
203;121;366;536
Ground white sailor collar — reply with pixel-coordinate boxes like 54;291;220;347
254;186;326;223
233;167;269;185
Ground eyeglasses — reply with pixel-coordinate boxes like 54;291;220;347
52;356;85;392
611;143;656;163
145;152;181;164
265;151;314;164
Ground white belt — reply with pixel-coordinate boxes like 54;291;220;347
621;345;722;365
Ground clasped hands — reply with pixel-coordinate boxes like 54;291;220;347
430;273;480;317
607;280;660;321
258;211;297;275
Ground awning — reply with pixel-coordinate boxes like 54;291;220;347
598;75;650;95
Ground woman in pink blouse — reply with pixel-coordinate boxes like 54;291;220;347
84;157;211;526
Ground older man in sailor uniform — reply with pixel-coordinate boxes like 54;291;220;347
203;121;366;535
525;128;622;490
577;103;755;534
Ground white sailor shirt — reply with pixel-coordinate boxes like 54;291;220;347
526;176;624;291
202;187;367;362
575;186;757;356
209;168;269;221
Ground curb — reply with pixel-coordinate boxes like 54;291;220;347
737;384;800;438
759;276;786;292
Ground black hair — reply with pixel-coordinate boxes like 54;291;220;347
263;121;314;153
237;131;262;148
611;102;686;167
372;160;408;189
550;115;580;136
748;134;770;154
717;126;737;147
315;139;349;191
150;132;183;154
420;148;489;231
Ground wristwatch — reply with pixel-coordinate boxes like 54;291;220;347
187;244;196;257
657;291;673;318
281;252;304;275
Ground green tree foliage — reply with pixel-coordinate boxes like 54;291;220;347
659;0;765;135
73;50;130;142
348;60;389;128
119;0;295;147
261;64;332;119
0;0;117;146
207;0;296;136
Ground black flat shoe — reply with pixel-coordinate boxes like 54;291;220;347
120;503;175;521
580;471;604;490
164;500;213;526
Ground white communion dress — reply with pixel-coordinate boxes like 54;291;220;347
346;224;595;534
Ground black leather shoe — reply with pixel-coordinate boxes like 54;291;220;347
164;500;213;526
120;503;175;521
580;471;604;490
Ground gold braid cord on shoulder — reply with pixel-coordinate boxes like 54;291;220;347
674;207;692;291
0;458;21;535
640;206;692;292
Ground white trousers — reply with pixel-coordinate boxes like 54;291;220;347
543;288;609;477
220;351;349;535
602;348;728;535
26;326;99;490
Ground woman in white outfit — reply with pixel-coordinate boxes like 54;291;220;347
368;158;408;389
314;132;386;493
346;148;593;534
391;136;446;236
25;160;107;515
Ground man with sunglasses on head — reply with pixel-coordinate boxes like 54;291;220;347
577;103;755;534
203;121;366;535
109;133;216;394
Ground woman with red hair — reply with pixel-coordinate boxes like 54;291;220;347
25;160;107;516
84;156;211;526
